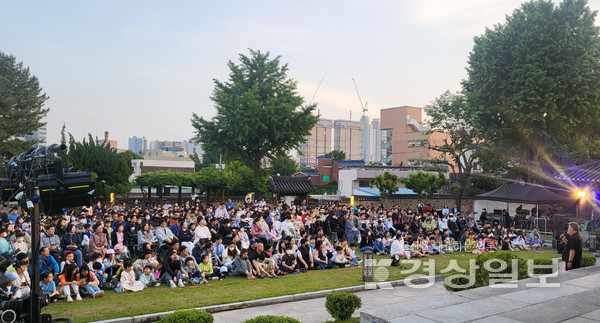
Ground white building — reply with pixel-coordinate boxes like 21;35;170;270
24;125;47;147
337;165;445;197
130;157;195;181
128;136;148;155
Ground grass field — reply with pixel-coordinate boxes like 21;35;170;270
43;248;563;322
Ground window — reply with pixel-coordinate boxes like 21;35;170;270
416;140;423;147
406;113;411;120
408;140;416;147
322;175;330;182
358;181;371;187
408;159;422;166
381;129;393;165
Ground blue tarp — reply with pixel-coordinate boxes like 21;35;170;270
353;187;416;197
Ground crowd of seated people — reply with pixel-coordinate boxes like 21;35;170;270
0;199;547;303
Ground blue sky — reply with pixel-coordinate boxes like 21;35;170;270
3;0;600;148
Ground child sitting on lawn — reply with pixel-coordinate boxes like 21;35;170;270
139;265;160;287
182;257;204;284
530;234;542;250
40;272;60;303
78;265;104;298
330;246;348;268
465;234;477;253
119;260;144;292
280;246;298;273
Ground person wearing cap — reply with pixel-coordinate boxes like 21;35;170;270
2;272;21;300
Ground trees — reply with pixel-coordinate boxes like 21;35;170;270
424;90;484;210
463;0;600;179
401;172;446;202
372;171;399;208
269;154;298;176
0;52;49;158
191;49;319;192
328;150;346;161
68;134;133;198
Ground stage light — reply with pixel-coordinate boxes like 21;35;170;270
578;190;586;199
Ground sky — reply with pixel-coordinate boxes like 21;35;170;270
3;0;600;148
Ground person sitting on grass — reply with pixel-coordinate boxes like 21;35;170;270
133;249;155;278
40;272;60;303
312;240;329;270
513;233;528;251
410;235;427;258
60;263;82;302
330;246;348;268
182;256;203;284
161;250;185;288
120;259;144;292
465;233;477;253
501;236;513;251
3;273;20;300
280;246;298;273
257;253;278;278
78;265;104;298
391;234;410;265
199;254;220;281
530;234;542;250
139;264;160;288
232;249;256;279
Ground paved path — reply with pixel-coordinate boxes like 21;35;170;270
362;264;600;323
212;283;447;323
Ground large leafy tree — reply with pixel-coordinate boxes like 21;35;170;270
269;153;298;176
0;52;49;158
192;49;319;192
68;134;133;198
463;0;600;179
372;171;399;208
402;172;446;202
424;90;484;209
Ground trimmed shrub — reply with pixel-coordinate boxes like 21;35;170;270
444;251;528;291
531;258;556;275
159;309;213;323
582;254;596;267
325;292;362;321
243;315;300;323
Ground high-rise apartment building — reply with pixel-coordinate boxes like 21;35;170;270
334;119;364;161
298;118;334;167
360;115;370;162
182;137;203;156
380;106;447;166
128;136;148;155
371;118;381;163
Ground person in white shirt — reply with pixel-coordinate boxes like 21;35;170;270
390;234;410;265
193;219;211;244
215;204;227;219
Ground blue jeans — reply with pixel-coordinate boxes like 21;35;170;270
360;246;373;252
374;241;385;253
346;230;360;244
83;283;101;296
69;249;83;268
314;259;327;270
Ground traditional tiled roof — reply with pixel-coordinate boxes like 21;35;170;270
294;170;318;176
268;176;316;194
555;161;600;183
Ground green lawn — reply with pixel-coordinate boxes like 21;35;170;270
43;248;563;323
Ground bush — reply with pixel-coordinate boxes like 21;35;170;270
531;258;556;275
582;254;596;267
325;292;362;321
159;309;213;323
323;317;361;323
444;251;528;291
243;315;300;323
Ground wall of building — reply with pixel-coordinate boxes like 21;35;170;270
299;118;333;166
338;166;445;197
334;119;363;160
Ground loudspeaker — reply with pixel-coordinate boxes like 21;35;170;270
554;215;567;232
37;171;94;215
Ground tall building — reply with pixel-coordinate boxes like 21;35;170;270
24;125;47;147
128;136;147;155
380;106;447;166
298;118;334;167
360;115;370;162
371;118;381;163
334;119;364;161
182;137;203;156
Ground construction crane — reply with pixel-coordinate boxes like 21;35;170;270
352;78;368;116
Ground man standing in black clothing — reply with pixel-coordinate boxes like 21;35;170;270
563;222;583;271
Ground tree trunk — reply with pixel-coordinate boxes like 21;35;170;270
206;188;210;204
253;158;262;199
454;173;472;212
148;186;152;201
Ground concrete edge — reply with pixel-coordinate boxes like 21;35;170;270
92;274;445;323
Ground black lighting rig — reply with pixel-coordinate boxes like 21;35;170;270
1;144;94;323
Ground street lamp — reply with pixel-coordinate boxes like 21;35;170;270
362;250;374;282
